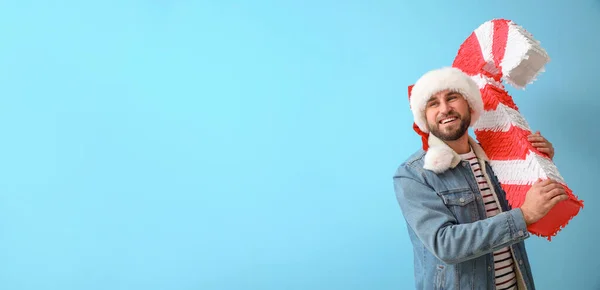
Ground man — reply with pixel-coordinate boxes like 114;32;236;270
393;67;567;290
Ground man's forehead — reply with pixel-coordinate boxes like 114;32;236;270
427;90;462;102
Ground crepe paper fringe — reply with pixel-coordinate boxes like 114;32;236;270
451;19;583;241
473;102;531;132
476;126;543;160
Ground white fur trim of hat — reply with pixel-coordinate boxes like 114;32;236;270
410;67;484;133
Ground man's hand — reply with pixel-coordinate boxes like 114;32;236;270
528;131;554;159
521;178;569;225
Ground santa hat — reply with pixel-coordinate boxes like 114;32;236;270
410;67;483;133
407;67;484;172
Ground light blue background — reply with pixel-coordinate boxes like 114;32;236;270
0;1;598;289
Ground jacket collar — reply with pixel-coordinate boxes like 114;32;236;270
423;133;489;173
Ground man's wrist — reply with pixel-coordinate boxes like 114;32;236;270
520;208;534;226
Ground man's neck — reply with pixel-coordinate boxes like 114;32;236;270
444;133;470;154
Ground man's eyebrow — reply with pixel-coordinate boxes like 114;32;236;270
426;96;437;103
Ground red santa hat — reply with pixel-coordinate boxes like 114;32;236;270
408;67;484;151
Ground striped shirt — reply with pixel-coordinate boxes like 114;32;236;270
460;149;518;290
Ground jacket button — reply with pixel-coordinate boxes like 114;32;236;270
518;230;524;236
519;260;523;265
459;197;465;203
488;266;491;271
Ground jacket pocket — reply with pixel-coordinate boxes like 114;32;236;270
438;188;477;223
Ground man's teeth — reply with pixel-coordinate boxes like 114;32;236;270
441;117;457;124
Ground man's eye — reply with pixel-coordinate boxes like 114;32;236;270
428;102;438;107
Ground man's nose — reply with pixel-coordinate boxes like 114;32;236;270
439;101;452;113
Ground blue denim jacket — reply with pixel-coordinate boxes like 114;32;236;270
393;136;536;289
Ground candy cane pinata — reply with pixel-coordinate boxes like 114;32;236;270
410;19;584;240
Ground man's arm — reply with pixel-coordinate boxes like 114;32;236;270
393;165;529;265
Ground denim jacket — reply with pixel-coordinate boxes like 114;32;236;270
393;135;536;289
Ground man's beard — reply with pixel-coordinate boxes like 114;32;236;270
428;110;471;141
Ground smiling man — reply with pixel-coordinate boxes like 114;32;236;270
393;67;567;290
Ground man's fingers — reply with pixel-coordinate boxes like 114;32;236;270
535;178;554;187
531;142;549;147
538;148;552;154
528;136;545;142
545;187;566;200
542;182;563;193
549;193;569;207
